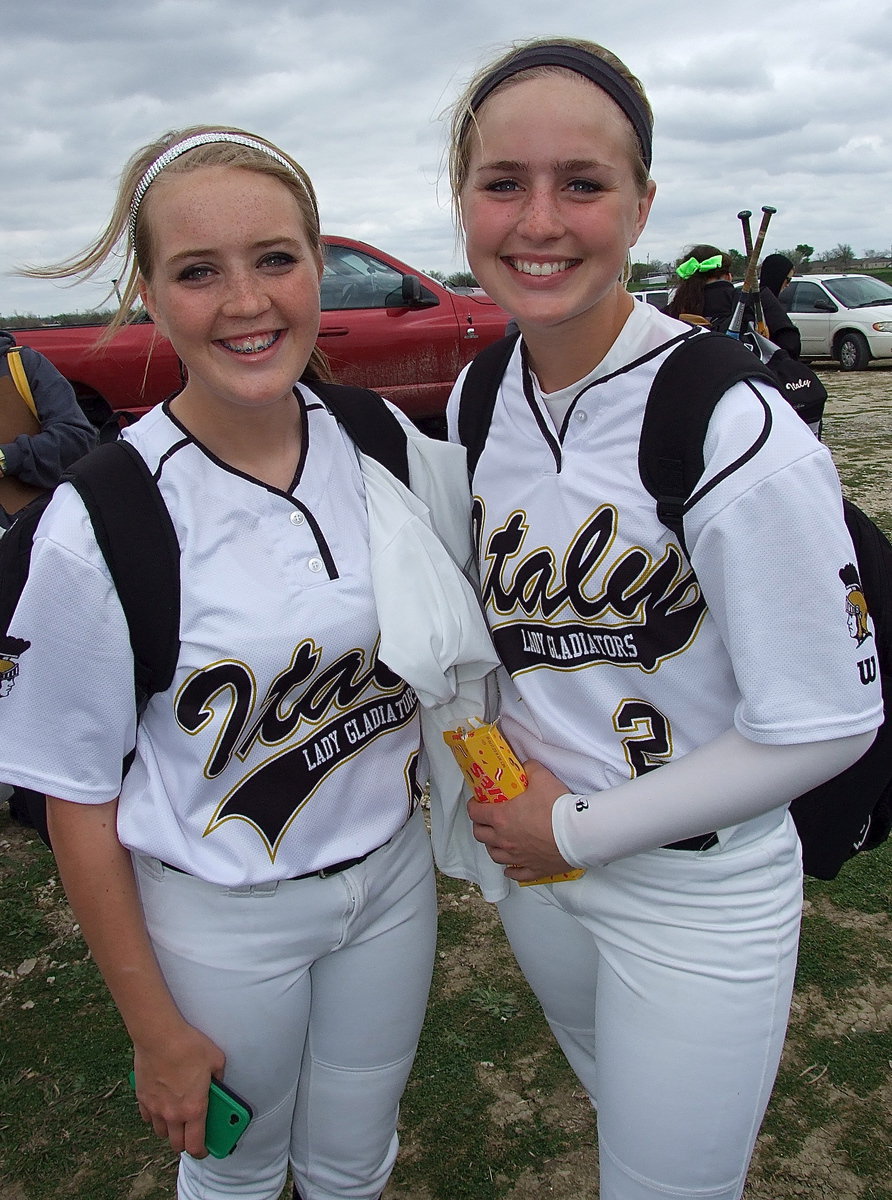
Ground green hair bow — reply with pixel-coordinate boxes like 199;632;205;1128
676;254;723;280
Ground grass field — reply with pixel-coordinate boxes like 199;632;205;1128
0;364;890;1199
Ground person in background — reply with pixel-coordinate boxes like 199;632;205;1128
0;125;495;1200
0;330;96;528
0;329;96;834
759;252;801;356
666;245;801;355
665;244;736;326
442;36;880;1200
760;251;795;298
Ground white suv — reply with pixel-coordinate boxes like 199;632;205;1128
780;273;892;370
632;288;671;310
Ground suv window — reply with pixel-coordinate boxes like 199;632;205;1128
823;275;892;308
321;244;407;311
643;290;670;309
784;281;836;313
633;289;670;309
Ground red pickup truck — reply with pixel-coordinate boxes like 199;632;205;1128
14;236;510;433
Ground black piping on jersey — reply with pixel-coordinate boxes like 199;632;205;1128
499;329;773;530
517;329;695;473
159;394;312;499
557;329;694;443
519;342;563;471
151;435;192;480
159;399;340;580
682;380;773;516
293;387;311;485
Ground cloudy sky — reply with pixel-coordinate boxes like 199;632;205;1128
2;0;890;317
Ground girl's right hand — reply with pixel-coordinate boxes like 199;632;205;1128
132;1027;227;1158
44;798;228;1159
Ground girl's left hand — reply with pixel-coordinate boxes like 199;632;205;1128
467;759;576;881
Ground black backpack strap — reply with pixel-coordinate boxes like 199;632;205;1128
638;332;778;554
311;382;410;489
457;332;521;477
842;498;892;671
64;441;181;712
0;495;56;631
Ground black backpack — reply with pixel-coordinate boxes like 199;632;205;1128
0;383;410;850
738;328;827;431
458;331;892;879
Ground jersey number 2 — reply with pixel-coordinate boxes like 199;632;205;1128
613;700;673;778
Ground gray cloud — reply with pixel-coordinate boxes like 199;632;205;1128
2;0;889;315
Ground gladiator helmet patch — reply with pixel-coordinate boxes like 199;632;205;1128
839;563;871;646
0;635;30;698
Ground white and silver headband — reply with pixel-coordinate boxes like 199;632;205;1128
128;132;317;244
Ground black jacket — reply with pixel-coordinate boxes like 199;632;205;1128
700;281;801;358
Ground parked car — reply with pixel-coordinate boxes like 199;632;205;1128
317;237;510;421
11;236;511;431
632;288;671;311
779;274;892;370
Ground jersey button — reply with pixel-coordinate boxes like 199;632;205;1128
575;410;588;424
289;511;305;525
308;557;324;573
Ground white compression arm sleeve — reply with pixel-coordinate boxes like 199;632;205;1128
551;728;876;868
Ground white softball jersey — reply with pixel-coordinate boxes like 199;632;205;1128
447;302;883;801
0;387;424;885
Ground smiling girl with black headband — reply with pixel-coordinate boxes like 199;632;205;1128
441;37;880;1200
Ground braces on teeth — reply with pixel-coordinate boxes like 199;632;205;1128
223;333;278;354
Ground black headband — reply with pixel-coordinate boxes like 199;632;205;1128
465;44;652;171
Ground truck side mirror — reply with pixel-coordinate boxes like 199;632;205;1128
387;274;438;309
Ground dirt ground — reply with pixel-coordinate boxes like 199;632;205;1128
819;361;892;524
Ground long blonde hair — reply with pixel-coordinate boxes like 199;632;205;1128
22;125;332;381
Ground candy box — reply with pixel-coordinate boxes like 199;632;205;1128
444;720;584;885
444;720;529;803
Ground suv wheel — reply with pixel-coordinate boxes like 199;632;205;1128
837;331;870;371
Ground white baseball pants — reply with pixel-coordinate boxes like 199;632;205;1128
133;806;437;1200
495;808;803;1200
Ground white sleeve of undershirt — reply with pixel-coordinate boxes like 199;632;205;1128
551;728;875;867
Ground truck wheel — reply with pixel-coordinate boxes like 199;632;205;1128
837;332;870;371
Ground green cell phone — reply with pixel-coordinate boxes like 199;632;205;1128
128;1070;253;1158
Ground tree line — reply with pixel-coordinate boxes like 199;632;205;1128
633;242;892;283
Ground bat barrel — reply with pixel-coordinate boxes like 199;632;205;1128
737;210;753;258
742;206;777;293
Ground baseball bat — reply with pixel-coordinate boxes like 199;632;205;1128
727;205;776;338
737;208;768;336
737;210;753;258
